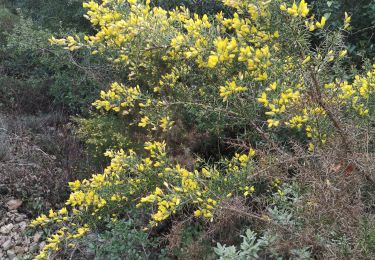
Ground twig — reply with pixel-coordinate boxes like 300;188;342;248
309;71;352;155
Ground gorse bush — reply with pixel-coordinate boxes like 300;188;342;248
30;0;375;259
31;140;257;258
50;0;374;150
312;0;375;61
74;113;137;163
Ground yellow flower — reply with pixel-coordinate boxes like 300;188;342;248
287;2;298;17
339;50;347;58
207;55;219;68
344;12;351;29
302;55;311;65
298;0;309;17
219;81;248;101
159;117;173;131
68;180;81;191
138;116;150;127
249;148;256;157
316;16;326;29
59;207;68;215
267;119;280;128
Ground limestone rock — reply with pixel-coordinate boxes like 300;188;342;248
2;239;12;250
6;199;22;210
0;223;13;234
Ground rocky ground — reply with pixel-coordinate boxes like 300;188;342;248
0;113;88;259
0;199;42;259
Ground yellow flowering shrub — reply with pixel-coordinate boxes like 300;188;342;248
31;139;257;258
50;0;374;148
34;0;375;258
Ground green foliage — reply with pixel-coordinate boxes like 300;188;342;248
312;0;375;61
151;0;228;15
0;6;18;41
0;17;105;113
360;219;375;255
2;0;90;31
84;218;161;259
74;113;137;162
214;229;276;260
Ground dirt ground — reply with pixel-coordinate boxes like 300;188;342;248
0;113;88;259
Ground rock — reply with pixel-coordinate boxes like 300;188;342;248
7;249;16;259
2;239;12;250
14;245;24;254
24;237;31;245
0;223;13;234
33;232;42;243
0;235;7;245
6;199;22;210
14;214;26;222
13;233;20;242
18;221;27;231
39;241;46;250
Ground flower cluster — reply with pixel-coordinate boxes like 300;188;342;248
92;82;141;114
32;138;257;258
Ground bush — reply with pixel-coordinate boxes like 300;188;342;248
3;0;90;31
0;17;108;113
0;7;18;42
312;0;375;61
31;0;375;259
74;113;137;163
72;218;162;259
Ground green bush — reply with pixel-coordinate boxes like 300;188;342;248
312;0;375;61
83;218;162;259
3;0;90;31
152;0;228;15
0;7;18;41
0;17;107;113
74;113;138;163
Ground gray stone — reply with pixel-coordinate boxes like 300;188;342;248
0;223;14;234
14;215;26;222
2;239;12;250
14;245;24;254
7;249;16;259
0;235;7;245
18;221;27;231
33;232;42;243
6;199;22;210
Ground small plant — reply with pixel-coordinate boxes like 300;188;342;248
84;218;160;259
214;229;275;259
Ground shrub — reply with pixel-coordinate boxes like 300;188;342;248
31;0;375;259
74;113;137;163
0;7;18;42
75;218;162;259
0;17;107;113
3;0;90;31
312;0;375;61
